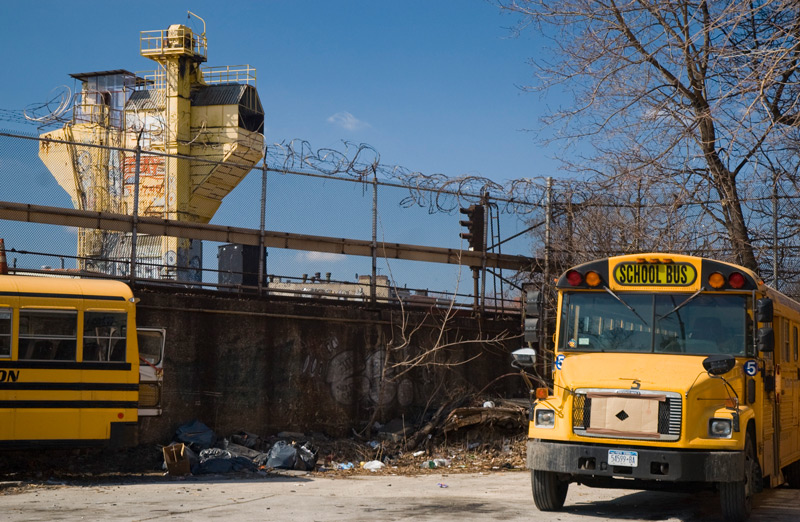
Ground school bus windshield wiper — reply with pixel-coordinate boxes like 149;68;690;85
602;285;649;327
656;287;705;320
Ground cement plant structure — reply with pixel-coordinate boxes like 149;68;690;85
38;17;264;280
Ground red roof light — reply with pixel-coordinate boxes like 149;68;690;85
566;270;583;286
729;272;746;289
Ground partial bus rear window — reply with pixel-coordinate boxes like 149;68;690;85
83;311;127;362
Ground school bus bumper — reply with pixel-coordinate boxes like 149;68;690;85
527;440;744;482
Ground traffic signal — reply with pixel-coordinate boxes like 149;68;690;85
459;204;485;251
523;285;541;343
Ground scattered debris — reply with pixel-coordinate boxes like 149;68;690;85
0;395;530;489
362;460;385;472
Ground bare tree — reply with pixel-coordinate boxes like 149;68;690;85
500;0;800;272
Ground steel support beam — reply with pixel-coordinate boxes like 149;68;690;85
0;201;536;271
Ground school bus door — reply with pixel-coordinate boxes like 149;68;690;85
761;319;779;485
137;327;165;417
779;322;800;467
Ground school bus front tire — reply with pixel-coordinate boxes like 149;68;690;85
719;434;757;522
532;469;569;511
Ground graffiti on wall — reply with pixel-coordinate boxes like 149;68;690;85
297;334;415;408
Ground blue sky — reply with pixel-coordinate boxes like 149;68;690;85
0;1;561;293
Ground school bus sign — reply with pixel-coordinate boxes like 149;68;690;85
613;262;697;287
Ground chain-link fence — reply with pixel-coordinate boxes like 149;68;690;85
0;130;536;312
2;128;799;309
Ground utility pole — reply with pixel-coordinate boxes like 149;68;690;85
541;177;553;362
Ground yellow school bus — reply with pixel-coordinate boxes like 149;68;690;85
518;253;800;522
0;274;163;448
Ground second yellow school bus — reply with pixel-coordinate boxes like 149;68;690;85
0;274;152;447
522;253;800;522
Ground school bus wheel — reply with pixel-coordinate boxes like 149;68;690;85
719;434;757;522
531;469;569;511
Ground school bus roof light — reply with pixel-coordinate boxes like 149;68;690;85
708;272;726;289
729;272;746;289
565;270;583;286
585;271;601;287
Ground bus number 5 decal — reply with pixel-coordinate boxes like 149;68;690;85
744;360;758;377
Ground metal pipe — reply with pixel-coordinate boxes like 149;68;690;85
371;168;378;305
480;191;488;315
130;138;142;287
258;155;267;294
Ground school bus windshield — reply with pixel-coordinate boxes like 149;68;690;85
560;292;751;355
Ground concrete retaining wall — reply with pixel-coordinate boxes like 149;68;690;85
135;287;522;443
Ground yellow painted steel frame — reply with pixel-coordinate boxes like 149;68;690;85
0;275;139;448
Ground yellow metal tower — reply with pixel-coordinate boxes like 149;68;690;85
39;15;264;280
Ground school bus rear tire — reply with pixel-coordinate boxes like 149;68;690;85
531;469;568;511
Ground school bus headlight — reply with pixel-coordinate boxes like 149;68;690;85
535;408;556;428
709;418;732;438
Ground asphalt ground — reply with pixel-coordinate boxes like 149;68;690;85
2;470;800;521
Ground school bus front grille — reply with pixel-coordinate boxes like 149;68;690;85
572;389;682;442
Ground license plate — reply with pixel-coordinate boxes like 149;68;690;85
608;450;638;467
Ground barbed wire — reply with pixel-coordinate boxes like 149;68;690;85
2;121;798;219
22;86;73;129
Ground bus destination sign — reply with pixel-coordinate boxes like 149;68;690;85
613;262;697;287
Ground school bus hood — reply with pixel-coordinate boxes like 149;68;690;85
558;352;713;392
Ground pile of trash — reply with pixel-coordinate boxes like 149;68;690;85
162;397;530;477
162;420;318;476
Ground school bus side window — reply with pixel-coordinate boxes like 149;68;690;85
18;310;77;361
83;311;127;362
0;308;10;358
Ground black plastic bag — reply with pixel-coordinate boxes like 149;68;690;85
174;420;216;452
197;456;257;474
266;440;297;469
221;439;263;460
231;430;259;449
265;440;318;471
295;441;318;471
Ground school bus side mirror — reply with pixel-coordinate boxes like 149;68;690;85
758;327;774;353
511;347;537;369
756;298;773;323
703;354;736;375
